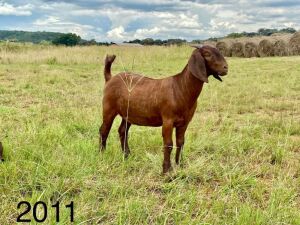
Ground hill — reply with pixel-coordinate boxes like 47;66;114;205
0;30;64;43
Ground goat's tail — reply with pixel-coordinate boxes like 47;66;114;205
104;54;116;82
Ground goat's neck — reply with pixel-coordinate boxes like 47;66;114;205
175;65;204;108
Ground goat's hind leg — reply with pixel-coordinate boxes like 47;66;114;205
99;110;117;151
118;119;131;158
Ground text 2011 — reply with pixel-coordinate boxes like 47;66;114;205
17;201;74;223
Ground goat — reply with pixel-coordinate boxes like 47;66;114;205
99;45;228;173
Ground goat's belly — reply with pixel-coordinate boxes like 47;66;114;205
123;115;162;127
118;101;162;126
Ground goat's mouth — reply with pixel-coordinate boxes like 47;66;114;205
213;74;223;82
213;70;227;81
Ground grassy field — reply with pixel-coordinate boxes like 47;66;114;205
0;44;300;224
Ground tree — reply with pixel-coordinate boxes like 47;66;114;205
128;39;142;44
165;39;186;46
258;28;278;36
52;33;81;46
279;28;296;34
142;38;155;45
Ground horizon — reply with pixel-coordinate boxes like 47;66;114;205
0;1;300;42
0;28;297;44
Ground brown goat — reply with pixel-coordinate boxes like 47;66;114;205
100;45;228;173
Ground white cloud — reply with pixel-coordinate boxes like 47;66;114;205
33;16;60;26
107;26;126;41
33;16;96;40
0;2;32;16
134;27;161;39
155;13;202;29
210;19;236;30
283;22;297;27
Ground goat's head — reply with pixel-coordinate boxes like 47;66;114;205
188;45;228;82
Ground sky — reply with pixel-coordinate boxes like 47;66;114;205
0;0;299;42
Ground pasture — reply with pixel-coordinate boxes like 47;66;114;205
0;44;300;224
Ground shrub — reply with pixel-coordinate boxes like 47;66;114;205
52;33;81;46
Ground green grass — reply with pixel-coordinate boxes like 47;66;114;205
0;45;300;224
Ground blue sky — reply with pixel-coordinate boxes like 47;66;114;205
0;0;299;42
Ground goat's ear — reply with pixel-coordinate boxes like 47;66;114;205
188;50;208;83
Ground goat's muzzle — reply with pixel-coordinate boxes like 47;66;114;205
213;70;227;82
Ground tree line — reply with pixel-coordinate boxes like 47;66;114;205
0;30;63;44
0;28;297;46
224;28;296;39
53;34;188;46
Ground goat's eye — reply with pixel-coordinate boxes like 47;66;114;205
204;52;211;57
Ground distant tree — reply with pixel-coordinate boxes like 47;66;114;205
165;39;186;46
128;39;142;44
101;42;111;46
153;39;164;45
142;38;155;45
52;33;81;46
0;30;63;43
225;28;296;39
88;39;97;45
243;32;257;37
279;27;296;33
226;33;244;38
191;39;202;44
207;37;218;42
79;39;97;46
258;28;278;36
125;38;187;46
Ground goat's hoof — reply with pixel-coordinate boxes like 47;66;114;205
99;146;105;152
176;162;184;168
124;152;130;159
162;165;173;174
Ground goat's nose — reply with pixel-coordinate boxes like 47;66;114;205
224;65;228;70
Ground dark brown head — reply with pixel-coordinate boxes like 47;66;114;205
188;45;228;82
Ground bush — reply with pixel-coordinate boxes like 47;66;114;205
52;33;81;46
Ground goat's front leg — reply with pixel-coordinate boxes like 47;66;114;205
175;125;188;165
162;120;174;174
